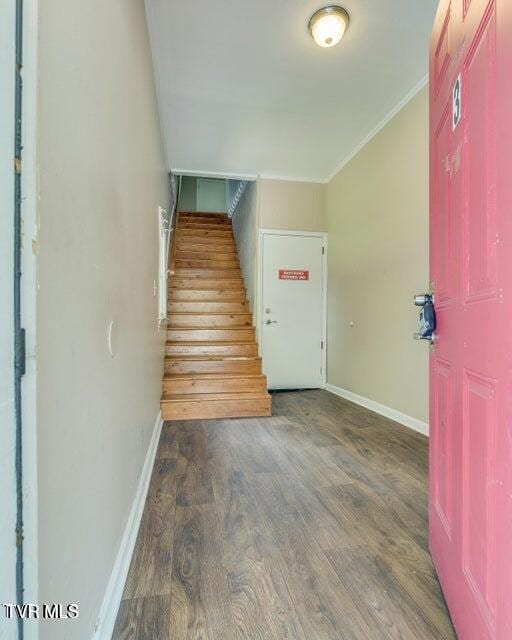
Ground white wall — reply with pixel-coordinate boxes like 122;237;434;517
36;1;169;639
232;181;259;312
0;4;18;635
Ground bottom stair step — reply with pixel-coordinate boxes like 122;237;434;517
163;373;267;394
161;391;272;420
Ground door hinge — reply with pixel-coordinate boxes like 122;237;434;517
14;156;22;174
15;328;26;378
321;341;324;349
322;246;325;255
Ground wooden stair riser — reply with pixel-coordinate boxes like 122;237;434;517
176;250;237;261
163;375;267;395
169;313;253;328
170;279;244;290
169;289;246;302
177;232;234;242
168;301;248;313
161;397;271;421
175;259;239;270
174;269;241;280
179;218;230;227
165;358;262;375
178;229;233;239
166;342;258;357
167;301;250;314
180;212;228;220
178;222;232;231
168;327;255;342
177;242;236;254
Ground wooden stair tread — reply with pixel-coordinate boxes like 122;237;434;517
178;223;232;229
180;214;230;219
170;280;244;284
169;278;245;290
169;303;248;310
170;283;244;289
168;324;253;329
164;373;264;380
169;311;251;316
165;355;260;361
169;293;246;301
176;243;236;248
176;232;232;236
168;298;249;313
176;252;236;256
179;218;228;222
174;262;239;268
162;391;270;402
169;297;247;300
167;339;256;345
174;272;242;278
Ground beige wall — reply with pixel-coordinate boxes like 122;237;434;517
259;178;326;231
233;178;325;336
36;1;169;639
231;181;259;312
326;87;429;423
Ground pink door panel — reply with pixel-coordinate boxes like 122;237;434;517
430;0;512;638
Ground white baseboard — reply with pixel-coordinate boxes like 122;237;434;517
325;384;429;437
92;411;164;640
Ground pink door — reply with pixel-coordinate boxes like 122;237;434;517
430;0;512;638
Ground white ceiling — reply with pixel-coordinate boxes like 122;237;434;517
146;0;437;183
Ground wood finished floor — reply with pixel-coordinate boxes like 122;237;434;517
113;389;456;640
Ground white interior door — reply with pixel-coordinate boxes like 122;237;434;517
261;231;326;389
196;178;227;213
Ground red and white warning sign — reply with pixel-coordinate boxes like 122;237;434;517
279;269;309;281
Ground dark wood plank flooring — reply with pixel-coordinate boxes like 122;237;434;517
113;389;456;640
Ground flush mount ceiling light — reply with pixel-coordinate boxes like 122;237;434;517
309;5;349;48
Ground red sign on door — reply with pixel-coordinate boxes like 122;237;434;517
279;269;309;281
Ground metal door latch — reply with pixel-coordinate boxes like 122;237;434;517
413;293;436;344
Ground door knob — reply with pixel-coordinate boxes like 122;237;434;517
414;293;433;307
413;293;436;343
265;319;277;325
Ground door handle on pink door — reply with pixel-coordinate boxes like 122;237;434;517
413;293;436;344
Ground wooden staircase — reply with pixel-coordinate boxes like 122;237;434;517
161;211;272;420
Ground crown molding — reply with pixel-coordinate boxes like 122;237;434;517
171;168;258;181
258;173;325;184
